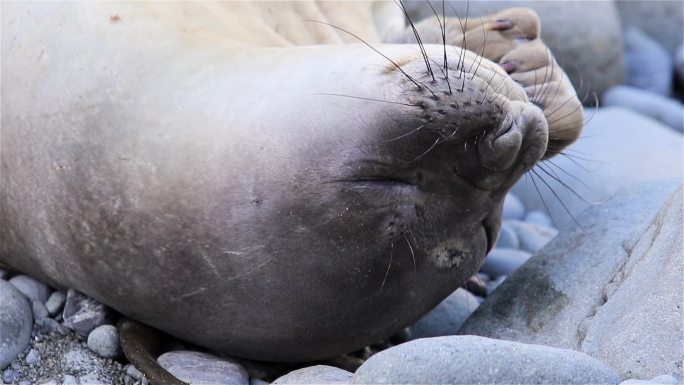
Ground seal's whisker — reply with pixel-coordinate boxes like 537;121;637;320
383;124;426;143
558;151;606;165
411;135;442;162
446;2;469;90
537;163;593;204
531;169;584;229
469;13;489;81
396;0;435;81
381;242;394;290
538;49;557;103
313;93;422;108
468;16;487;80
533;60;563;108
446;3;466;80
532;47;553;103
303;19;428;93
544;158;592;190
527;171;561;229
555;153;592;172
425;0;452;93
403;232;417;271
543;87;584;121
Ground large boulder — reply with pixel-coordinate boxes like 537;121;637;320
460;180;683;380
405;0;624;98
511;106;683;231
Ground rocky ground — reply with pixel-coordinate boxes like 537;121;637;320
2;1;683;384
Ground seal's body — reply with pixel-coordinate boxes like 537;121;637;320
1;2;580;361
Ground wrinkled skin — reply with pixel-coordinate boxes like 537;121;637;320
0;2;582;361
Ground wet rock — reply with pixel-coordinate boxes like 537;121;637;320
87;325;121;359
624;28;673;96
9;274;50;303
0;279;32;369
512;107;683;231
272;365;352;384
461;180;683;380
62;289;114;336
408;288;480;339
351;336;620;384
158;351;249;385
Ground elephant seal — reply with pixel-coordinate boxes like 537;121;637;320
0;2;582;361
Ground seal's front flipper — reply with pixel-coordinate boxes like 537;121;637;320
118;318;188;385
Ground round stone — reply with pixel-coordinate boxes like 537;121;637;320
0;280;33;370
503;193;525;220
524;210;554;228
495;222;519;249
480;248;532;278
86;325;121;359
8;275;50;303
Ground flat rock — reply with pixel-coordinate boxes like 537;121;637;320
512;107;684;231
158;351;249;385
406;1;624;98
408;288;480;339
603;86;684;132
9;274;50;303
272;365;352;385
351;335;620;385
460;180;683;380
0;280;33;369
62;289;113;337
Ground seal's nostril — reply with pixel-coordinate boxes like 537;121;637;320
478;114;524;172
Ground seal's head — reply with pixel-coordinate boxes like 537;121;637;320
218;46;548;360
